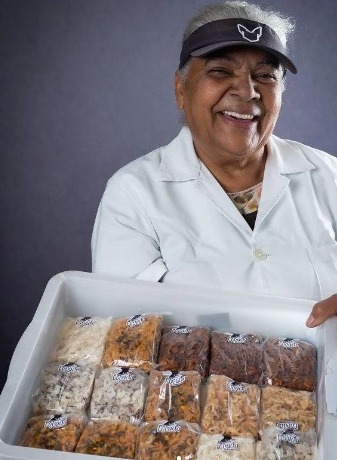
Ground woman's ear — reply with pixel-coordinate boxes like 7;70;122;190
175;71;185;111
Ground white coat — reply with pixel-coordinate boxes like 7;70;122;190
92;127;337;301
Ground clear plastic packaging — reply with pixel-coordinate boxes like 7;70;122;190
49;316;112;366
32;360;96;415
262;337;316;391
261;385;316;432
144;370;201;423
89;366;148;423
201;375;260;437
102;314;163;371
21;412;86;452
257;426;317;459
157;325;210;378
136;420;201;460
209;331;263;384
75;418;138;458
196;433;256;459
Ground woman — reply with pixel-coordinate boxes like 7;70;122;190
92;1;337;328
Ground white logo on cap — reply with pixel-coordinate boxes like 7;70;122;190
237;24;262;42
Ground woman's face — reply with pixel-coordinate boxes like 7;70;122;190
175;47;284;167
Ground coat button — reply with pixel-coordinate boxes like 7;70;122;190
253;248;268;261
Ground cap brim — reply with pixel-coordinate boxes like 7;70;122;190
191;41;297;74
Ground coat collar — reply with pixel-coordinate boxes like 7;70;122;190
158;127;201;181
158;127;315;182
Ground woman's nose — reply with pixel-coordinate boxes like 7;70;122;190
229;74;260;101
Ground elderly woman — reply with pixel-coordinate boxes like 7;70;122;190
92;1;337;328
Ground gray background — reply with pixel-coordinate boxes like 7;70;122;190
0;0;336;391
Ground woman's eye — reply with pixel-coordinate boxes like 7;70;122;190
208;68;231;77
256;73;277;81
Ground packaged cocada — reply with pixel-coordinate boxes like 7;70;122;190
201;375;260;438
157;325;210;378
136;420;201;460
102;313;162;371
32;360;96;415
262;337;316;391
49;316;112;365
261;385;316;433
144;370;201;423
89;366;148;423
75;418;138;459
196;433;256;460
257;425;317;459
21;412;86;452
209;331;263;384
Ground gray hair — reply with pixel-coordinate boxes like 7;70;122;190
179;1;295;78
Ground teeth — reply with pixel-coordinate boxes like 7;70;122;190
223;111;255;120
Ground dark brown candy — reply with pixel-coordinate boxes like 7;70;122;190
157;326;210;378
209;332;263;384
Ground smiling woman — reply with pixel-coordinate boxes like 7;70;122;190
175;47;284;192
91;1;337;329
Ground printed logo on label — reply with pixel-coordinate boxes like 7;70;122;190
44;415;68;429
217;436;239;451
237;23;262;42
226;380;247;393
164;371;186;387
76;316;95;327
276;421;298;431
58;362;81;373
278;338;298;348
171;326;192;334
227;333;247;344
126;314;145;328
112;368;134;382
278;429;300;445
157;422;181;433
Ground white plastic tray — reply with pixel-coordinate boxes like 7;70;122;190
0;271;336;460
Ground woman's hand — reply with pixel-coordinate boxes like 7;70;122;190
306;294;337;327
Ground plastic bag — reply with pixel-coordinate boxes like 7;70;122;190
196;433;256;459
262;337;316;391
89;366;148;423
201;375;260;437
75;418;138;458
21;412;86;451
49;316;112;365
157;325;210;378
102;314;163;371
32;360;96;415
260;385;316;433
257;426;317;459
144;370;201;423
209;331;263;384
136;420;201;460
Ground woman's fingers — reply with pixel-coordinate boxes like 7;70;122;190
306;294;337;328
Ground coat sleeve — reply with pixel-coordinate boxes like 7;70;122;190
91;177;167;281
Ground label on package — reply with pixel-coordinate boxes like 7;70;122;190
76;316;95;327
227;334;247;344
44;415;68;429
217;436;239;450
278;338;299;348
227;380;247;393
157;422;181;433
112;368;134;382
171;326;192;334
58;362;81;373
164;371;186;386
126;314;145;328
278;429;300;444
276;421;299;431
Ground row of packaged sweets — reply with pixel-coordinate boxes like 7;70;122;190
21;415;317;459
48;314;317;389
